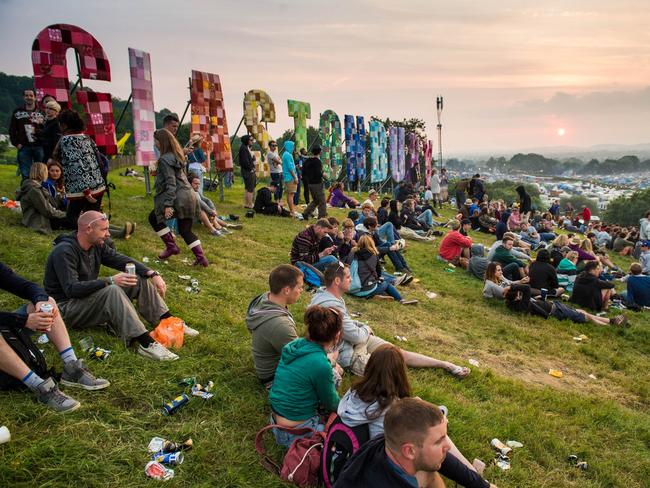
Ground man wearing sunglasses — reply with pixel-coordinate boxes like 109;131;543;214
43;211;197;361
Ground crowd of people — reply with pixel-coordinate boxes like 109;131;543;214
4;88;647;486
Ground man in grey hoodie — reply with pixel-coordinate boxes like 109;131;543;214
310;263;470;378
246;265;303;387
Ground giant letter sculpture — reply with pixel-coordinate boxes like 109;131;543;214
389;127;406;182
345;115;366;183
190;70;232;172
319;110;343;180
406;132;420;184
243;89;275;155
287;99;311;153
128;48;156;167
369;120;388;183
32;24;116;154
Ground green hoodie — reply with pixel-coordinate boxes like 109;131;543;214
269;338;339;421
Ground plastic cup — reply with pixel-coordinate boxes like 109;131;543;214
0;426;10;444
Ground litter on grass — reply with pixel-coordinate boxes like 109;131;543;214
588;374;598;380
144;461;174;480
426;291;438;299
142;257;150;263
394;335;408;342
548;369;564;378
468;359;480;367
506;440;523;449
191;381;214;400
37;334;49;344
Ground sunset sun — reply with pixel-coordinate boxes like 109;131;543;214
557;128;566;136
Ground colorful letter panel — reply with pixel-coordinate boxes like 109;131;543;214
319;110;343;180
190;70;233;172
32;24;111;106
389;127;406;182
369;120;388;183
75;91;117;155
287;100;311;153
253;150;269;177
128;48;156;167
424;139;433;183
406;132;420;182
244;89;276;155
344;115;367;182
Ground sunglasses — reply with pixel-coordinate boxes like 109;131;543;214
87;213;108;227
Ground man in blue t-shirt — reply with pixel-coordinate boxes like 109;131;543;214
623;263;650;307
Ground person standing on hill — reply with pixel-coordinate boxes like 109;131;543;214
302;146;327;219
439;167;449;203
515;185;532;217
238;135;257;209
266;141;283;201
282;141;299;217
9;88;45;181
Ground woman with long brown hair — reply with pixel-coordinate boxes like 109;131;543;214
149;129;208;266
337;344;494;488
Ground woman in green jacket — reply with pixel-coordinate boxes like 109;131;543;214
269;305;342;447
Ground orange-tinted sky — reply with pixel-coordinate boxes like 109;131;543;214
1;0;649;153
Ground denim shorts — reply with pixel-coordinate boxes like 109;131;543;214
551;301;587;323
270;414;323;448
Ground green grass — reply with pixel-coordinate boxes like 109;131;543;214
0;165;649;487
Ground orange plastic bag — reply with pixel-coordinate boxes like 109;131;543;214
150;317;184;349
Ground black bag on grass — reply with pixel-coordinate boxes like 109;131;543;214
0;325;52;390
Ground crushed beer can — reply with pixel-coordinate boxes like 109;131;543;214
178;377;197;386
144;461;174;480
490;438;512;456
161;394;190;416
494;453;511;471
151;451;184;465
191;381;214;400
148;437;193;453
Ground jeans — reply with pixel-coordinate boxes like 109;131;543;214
270;173;283;201
270;414;323;448
539;232;556;242
294;175;301;205
313;255;339;271
377;222;396;244
372;280;402;301
417;209;433;228
502;262;522;281
17;146;44;180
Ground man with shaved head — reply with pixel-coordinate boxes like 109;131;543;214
43;211;197;361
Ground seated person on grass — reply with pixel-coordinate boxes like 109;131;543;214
346;235;417;305
329;182;359;208
336;398;462;488
482;262;530;299
622;263;650;307
254;180;291;217
492;236;528;280
0;261;109;413
189;174;240;236
356;202;397;244
310;263;469;378
15;162;69;234
360;217;412;275
337;345;496;488
438;220;472;269
528;249;564;297
612;231;635;256
557;250;579;294
487;232;532;264
290;219;338;271
570;261;616;312
638;240;650;274
44;211;196;362
268;305;342;448
319;217;342;256
338;218;357;262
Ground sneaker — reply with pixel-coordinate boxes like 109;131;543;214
34;377;80;413
394;274;409;286
183;323;200;337
219;228;232;235
138;342;179;361
226;223;243;230
401;274;414;285
60;359;110;391
400;299;418;305
611;315;629;328
211;230;223;237
397;239;406;250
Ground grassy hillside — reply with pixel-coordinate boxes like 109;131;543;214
0;165;648;487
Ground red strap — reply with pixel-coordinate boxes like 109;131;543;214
254;423;318;474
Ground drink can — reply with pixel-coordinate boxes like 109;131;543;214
540;288;548;300
490;438;512;456
161;394;190;416
151;451;184;465
125;263;136;275
40;303;53;315
144;461;174;480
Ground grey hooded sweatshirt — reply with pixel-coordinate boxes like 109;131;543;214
309;288;371;368
245;293;298;382
337;389;385;439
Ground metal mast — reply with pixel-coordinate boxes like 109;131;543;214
436;96;443;171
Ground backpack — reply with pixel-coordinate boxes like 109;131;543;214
294;261;325;289
0;325;53;390
321;416;370;487
255;425;325;487
348;259;377;298
528;298;552;319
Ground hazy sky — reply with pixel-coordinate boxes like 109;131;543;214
1;0;649;154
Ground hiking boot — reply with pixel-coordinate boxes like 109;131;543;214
34;378;80;413
400;299;418;305
183;323;200;337
138;342;179;361
60;359;110;391
611;315;629;328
